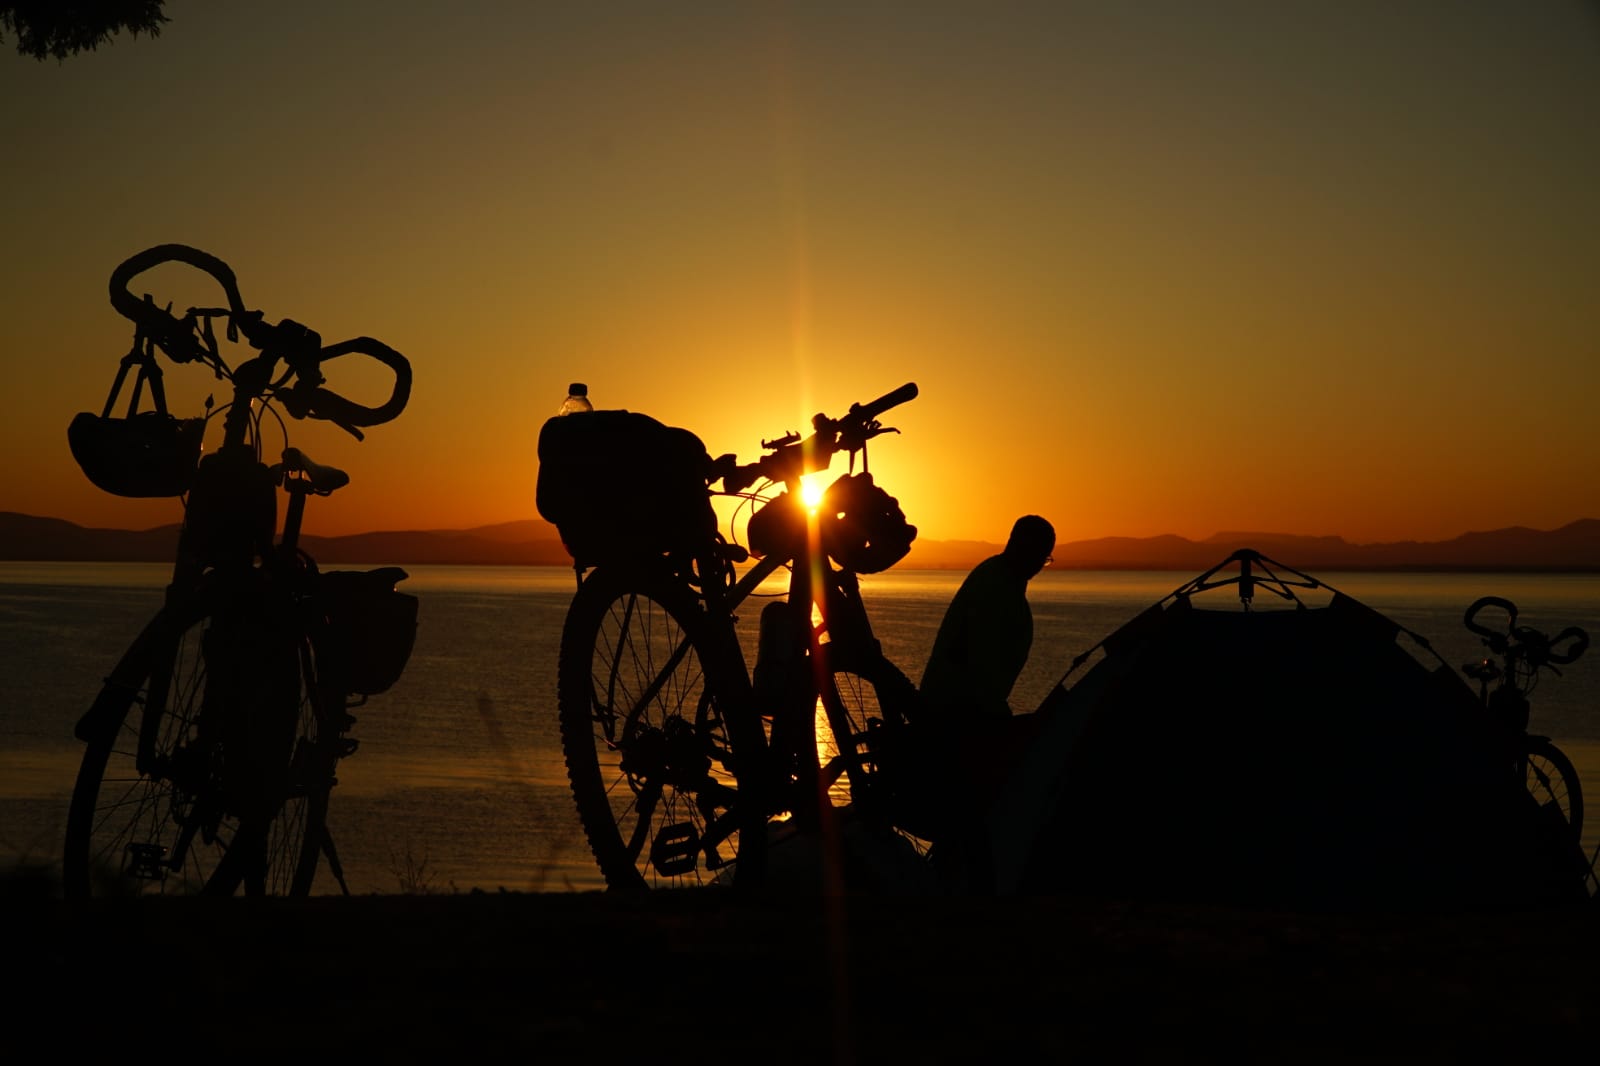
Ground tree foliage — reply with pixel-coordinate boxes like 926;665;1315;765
1;1;169;61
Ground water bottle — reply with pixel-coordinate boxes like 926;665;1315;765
558;382;593;415
752;600;806;715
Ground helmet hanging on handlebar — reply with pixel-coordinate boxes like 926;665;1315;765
818;472;916;574
68;330;205;498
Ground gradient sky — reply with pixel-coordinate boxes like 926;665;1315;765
4;1;1597;546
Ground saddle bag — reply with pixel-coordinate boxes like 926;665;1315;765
535;409;717;567
315;567;418;696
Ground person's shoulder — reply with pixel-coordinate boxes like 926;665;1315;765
959;554;1013;588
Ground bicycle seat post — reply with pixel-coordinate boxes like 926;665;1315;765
281;476;312;555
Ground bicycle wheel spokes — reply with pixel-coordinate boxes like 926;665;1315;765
595;595;735;879
819;655;934;858
66;613;328;897
559;572;753;889
1523;738;1583;842
818;670;881;802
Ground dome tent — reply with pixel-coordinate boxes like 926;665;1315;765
987;551;1590;909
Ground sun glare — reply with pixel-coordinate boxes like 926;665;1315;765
801;476;826;511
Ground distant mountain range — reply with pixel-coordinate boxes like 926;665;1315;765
4;512;1599;572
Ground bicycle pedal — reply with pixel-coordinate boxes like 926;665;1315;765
650;822;700;876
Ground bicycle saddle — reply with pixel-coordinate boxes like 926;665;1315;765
277;446;350;494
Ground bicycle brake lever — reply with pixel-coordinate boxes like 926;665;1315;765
839;423;898;452
331;418;365;441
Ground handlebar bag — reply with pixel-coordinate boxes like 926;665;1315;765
536;410;717;567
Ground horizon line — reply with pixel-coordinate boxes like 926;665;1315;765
3;510;1597;548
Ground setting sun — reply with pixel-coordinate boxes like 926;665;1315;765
801;476;827;511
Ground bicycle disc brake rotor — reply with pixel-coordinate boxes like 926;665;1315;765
618;716;712;792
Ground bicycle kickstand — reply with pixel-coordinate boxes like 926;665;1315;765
321;827;353;896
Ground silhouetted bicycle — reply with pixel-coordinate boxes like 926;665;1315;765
542;384;926;889
1461;597;1588;848
63;244;415;898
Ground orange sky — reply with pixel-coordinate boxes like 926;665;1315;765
4;2;1598;546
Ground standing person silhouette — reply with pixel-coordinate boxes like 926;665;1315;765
916;514;1056;891
920;514;1056;724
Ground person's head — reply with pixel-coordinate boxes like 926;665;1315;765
1003;514;1055;579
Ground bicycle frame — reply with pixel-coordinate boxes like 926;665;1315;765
709;519;889;793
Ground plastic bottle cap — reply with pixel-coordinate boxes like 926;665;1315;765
568;383;588;396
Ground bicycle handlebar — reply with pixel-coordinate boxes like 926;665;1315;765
720;382;917;492
851;381;919;423
109;244;251;362
1464;595;1589;668
107;244;412;432
1546;626;1589;666
282;337;413;432
1464;596;1517;639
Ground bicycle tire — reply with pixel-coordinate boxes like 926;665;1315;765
63;601;331;898
816;647;934;855
557;567;766;890
1524;736;1583;843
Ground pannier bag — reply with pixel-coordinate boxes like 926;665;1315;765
315;567;418;696
68;410;205;498
536;410;717;567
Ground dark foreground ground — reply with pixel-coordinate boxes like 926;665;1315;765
12;882;1598;1062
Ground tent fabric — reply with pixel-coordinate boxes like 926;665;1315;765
987;585;1588;909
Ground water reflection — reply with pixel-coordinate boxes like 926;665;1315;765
7;561;1598;894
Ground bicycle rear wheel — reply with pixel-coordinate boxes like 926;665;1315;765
558;567;765;890
1524;736;1583;842
63;602;331;898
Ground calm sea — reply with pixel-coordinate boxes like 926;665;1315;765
4;561;1598;895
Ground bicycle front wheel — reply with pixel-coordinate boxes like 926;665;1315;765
63;602;331;898
816;647;934;855
558;567;764;890
1524;736;1583;842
